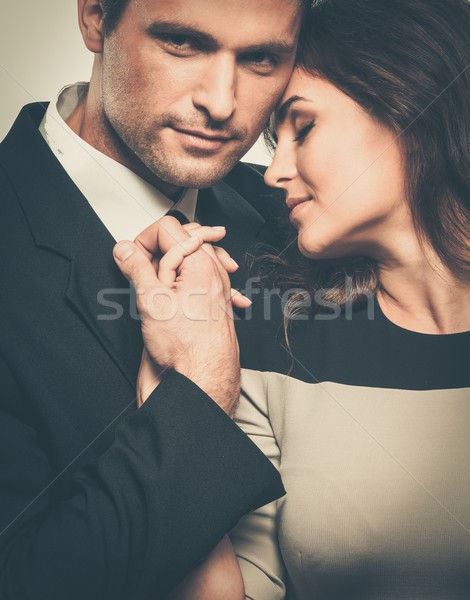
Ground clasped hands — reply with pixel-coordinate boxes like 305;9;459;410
113;215;251;415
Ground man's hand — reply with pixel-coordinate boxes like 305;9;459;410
113;217;246;415
135;218;250;308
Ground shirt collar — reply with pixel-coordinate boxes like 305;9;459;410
39;83;198;241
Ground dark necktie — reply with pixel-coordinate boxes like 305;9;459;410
166;210;189;225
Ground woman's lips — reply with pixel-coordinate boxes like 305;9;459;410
286;197;313;221
287;197;312;210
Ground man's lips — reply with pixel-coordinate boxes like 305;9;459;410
171;127;234;152
172;127;233;141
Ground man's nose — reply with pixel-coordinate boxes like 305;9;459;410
264;142;298;189
192;54;237;122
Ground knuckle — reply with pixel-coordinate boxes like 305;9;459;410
127;259;142;281
136;292;150;318
184;250;206;268
201;256;219;276
159;216;182;236
164;247;182;266
158;254;169;269
159;215;178;227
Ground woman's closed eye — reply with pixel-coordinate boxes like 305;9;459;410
294;120;315;142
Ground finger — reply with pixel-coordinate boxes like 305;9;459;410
183;222;225;233
135;215;190;259
178;243;231;294
157;229;231;286
136;217;227;259
113;241;165;292
213;246;239;273
197;242;232;276
230;288;253;309
182;222;202;232
158;236;204;286
157;220;228;257
181;224;228;244
158;226;230;286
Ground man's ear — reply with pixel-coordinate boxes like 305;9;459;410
78;0;105;53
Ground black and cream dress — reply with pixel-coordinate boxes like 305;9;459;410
232;294;470;600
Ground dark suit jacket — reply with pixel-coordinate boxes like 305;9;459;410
0;103;284;599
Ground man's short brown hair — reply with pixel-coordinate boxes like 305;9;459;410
101;0;310;34
101;0;131;34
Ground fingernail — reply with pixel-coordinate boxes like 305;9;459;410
230;258;239;269
231;289;252;304
114;242;135;261
213;226;226;231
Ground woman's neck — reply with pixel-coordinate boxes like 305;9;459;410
376;233;470;335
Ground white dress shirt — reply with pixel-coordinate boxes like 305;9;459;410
39;83;198;241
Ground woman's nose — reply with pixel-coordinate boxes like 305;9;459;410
264;142;298;189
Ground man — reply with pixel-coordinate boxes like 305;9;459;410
0;0;302;598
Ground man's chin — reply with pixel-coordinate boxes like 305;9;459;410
148;152;246;190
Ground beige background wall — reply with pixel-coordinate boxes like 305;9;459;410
0;1;271;165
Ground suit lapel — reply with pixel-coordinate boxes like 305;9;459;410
197;178;266;291
0;104;279;387
64;210;143;387
0;104;143;389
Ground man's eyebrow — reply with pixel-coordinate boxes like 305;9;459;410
146;21;217;48
276;96;313;124
145;20;296;55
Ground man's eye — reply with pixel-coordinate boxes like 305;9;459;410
158;33;195;53
293;121;315;142
242;52;279;73
250;52;274;64
167;34;189;47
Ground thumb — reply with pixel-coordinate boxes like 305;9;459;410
114;241;164;290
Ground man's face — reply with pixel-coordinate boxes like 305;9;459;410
101;0;300;189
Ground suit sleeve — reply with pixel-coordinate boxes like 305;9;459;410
230;370;287;600
0;355;284;600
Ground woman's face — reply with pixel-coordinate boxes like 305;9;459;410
265;69;408;260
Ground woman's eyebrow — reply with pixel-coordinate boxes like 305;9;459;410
276;95;313;124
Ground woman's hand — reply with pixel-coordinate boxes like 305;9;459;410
166;536;245;600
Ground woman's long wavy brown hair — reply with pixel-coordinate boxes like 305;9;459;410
255;0;470;326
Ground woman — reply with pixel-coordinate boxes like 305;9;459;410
231;0;470;598
168;0;470;597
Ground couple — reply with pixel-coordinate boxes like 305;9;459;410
117;0;470;598
1;0;469;599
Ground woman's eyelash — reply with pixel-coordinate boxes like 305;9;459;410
294;121;315;142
